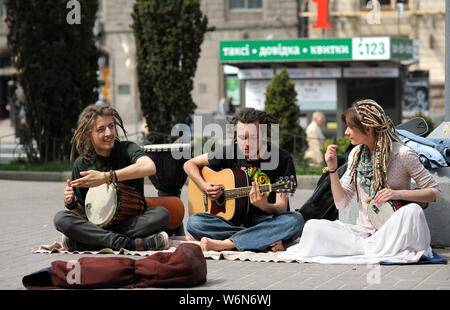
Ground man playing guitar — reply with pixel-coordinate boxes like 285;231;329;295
184;108;305;252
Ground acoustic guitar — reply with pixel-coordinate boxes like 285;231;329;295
188;166;296;224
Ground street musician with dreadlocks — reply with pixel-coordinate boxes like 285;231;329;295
279;99;441;264
53;104;170;252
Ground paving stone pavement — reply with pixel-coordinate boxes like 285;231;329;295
0;179;449;292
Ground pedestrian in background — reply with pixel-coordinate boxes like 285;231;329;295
304;111;326;167
217;97;229;115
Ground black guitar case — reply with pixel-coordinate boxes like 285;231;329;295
296;145;354;222
296;117;428;222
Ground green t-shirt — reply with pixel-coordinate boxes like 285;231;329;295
72;140;147;207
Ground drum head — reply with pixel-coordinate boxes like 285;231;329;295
85;184;118;227
367;201;396;230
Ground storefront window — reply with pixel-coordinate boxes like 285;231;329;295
0;4;6;17
97;0;103;16
229;0;262;10
225;75;240;107
346;78;396;110
360;0;409;10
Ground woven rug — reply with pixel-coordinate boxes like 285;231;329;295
32;236;301;263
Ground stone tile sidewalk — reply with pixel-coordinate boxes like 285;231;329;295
0;179;449;292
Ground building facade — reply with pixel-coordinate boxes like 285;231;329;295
303;0;445;117
199;0;445;139
0;0;446;138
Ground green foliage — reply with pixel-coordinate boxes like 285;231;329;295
5;0;99;163
321;136;351;158
295;163;323;175
131;0;211;142
0;158;71;171
264;68;307;159
409;110;435;136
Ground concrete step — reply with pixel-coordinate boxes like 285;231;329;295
0;143;27;164
0;143;25;152
0;154;26;164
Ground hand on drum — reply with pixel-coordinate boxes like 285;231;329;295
70;170;107;188
373;187;399;204
64;179;75;205
324;144;338;171
203;182;223;200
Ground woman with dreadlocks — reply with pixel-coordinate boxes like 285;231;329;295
279;99;441;264
53;104;170;252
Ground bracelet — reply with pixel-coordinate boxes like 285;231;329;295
113;170;118;183
65;196;78;210
322;166;338;174
103;172;110;185
109;170;114;184
104;172;110;191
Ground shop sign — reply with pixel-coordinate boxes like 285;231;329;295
277;68;341;78
352;37;390;60
403;78;429;116
312;0;333;29
244;79;337;111
391;38;419;60
220;37;417;62
343;67;399;78
294;79;337;111
237;69;274;79
221;39;352;62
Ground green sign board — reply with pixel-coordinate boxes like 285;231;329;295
391;37;417;60
220;37;417;62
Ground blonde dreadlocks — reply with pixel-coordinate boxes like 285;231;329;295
342;99;403;197
70;104;127;162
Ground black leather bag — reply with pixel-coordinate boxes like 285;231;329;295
296;145;354;222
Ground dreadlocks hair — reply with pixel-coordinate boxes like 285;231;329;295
341;99;403;195
70;104;127;162
229;107;280;141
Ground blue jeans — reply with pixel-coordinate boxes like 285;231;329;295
187;211;305;251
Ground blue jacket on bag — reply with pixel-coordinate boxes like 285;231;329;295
395;129;449;168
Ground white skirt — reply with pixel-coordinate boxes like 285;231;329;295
278;204;433;264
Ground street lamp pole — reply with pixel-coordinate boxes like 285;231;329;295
446;0;450;121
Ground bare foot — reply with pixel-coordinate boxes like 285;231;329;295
200;237;235;251
270;240;285;252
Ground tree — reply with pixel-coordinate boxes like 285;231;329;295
5;0;99;163
264;68;307;160
131;0;211;142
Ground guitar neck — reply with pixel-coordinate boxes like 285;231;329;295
223;184;273;200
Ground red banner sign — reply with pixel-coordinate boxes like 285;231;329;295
312;0;333;29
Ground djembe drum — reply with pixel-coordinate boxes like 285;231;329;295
84;182;184;230
143;143;191;197
143;143;191;236
368;199;428;230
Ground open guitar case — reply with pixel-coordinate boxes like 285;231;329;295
296;117;429;222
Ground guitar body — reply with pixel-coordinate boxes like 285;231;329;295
188;167;250;224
